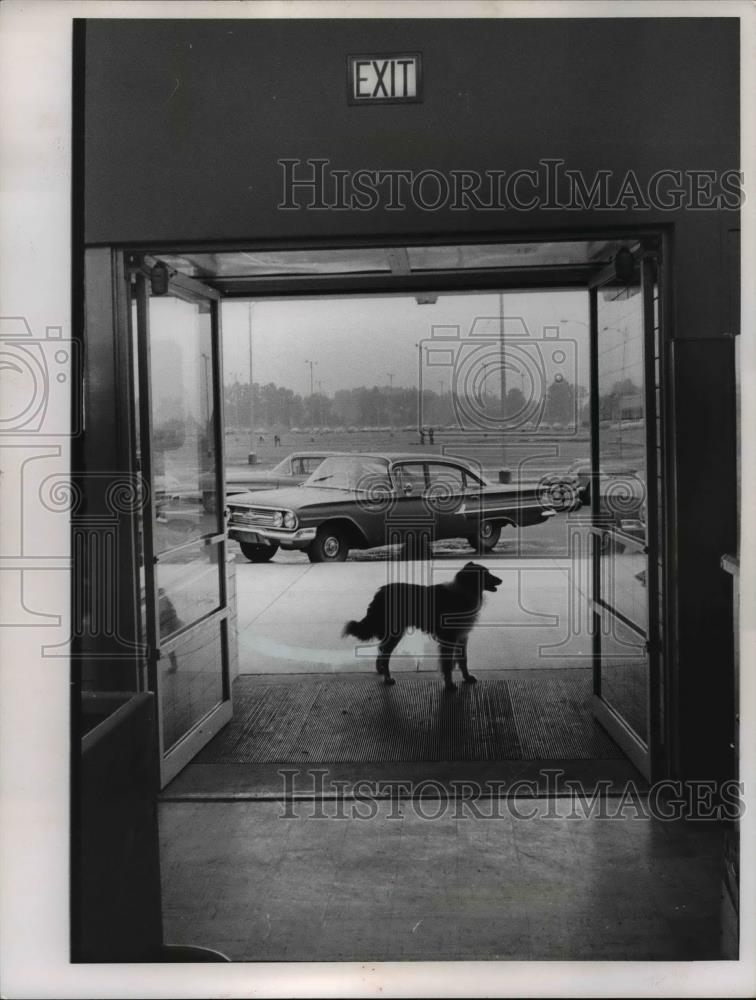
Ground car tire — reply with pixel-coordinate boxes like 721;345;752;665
307;525;350;563
239;541;279;563
467;522;501;553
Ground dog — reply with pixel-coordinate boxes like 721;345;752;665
342;561;502;692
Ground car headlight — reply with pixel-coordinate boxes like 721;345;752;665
272;511;284;528
283;511;297;529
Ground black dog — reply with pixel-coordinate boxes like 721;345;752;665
342;562;502;692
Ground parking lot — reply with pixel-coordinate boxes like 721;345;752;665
229;521;594;677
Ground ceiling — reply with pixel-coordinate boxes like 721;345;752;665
160;239;625;283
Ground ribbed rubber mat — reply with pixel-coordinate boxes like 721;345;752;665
507;673;621;758
196;671;622;763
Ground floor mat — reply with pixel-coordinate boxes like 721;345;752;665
195;670;622;763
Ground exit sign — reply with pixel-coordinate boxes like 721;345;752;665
347;53;423;105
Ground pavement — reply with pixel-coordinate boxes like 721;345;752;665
233;551;596;675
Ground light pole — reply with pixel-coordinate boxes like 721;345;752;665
247;303;254;439
387;372;394;428
304;359;317;430
316;378;326;426
414;342;423;437
200;352;211;420
200;351;212;458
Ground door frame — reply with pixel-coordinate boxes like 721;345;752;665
86;229;673;784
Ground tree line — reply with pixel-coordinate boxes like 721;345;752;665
222;377;636;430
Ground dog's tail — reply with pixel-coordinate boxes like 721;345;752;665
342;616;377;641
342;589;385;641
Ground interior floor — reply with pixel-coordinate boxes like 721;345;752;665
159;798;726;962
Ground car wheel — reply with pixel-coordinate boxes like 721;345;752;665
239;541;279;563
467;522;501;553
307;525;350;563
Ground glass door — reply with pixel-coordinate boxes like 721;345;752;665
589;250;662;781
131;260;232;787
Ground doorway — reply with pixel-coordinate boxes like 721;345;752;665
122;236;666;789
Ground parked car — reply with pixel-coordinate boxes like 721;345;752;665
224;451;343;496
227;452;556;563
199;452;342;515
566;459;646;540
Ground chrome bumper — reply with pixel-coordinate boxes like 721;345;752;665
228;525;317;549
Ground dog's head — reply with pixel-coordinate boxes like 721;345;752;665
457;561;502;593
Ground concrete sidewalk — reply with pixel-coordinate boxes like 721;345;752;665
235;555;594;675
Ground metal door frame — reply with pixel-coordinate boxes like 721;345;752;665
111;230;671;784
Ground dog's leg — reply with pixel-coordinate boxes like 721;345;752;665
440;642;457;693
457;636;476;684
377;633;401;686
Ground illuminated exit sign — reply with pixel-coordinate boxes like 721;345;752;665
347;53;423;105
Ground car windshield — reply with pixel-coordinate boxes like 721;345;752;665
305;456;390;491
269;456;294;475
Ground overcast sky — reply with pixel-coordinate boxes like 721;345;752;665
220;290;591;396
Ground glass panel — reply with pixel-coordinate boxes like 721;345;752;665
160;617;225;753
157;540;222;639
427;463;465;491
599;615;648;744
305;454;390;491
149;296;219;552
595;272;650;747
596;279;647;529
299;455;329;474
598;532;648;632
393;463;427;492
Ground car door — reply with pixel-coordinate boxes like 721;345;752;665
425;462;469;541
388;462;434;548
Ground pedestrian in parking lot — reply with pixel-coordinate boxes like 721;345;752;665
420;428;426;445
429;427;435;446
